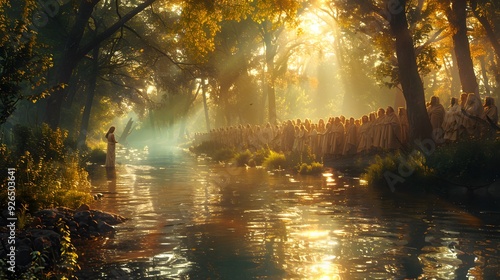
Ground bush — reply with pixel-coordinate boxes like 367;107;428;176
0;125;92;212
425;139;500;184
297;162;324;175
212;148;235;162
234;149;252;166
263;151;286;170
82;148;107;165
190;141;235;162
362;151;427;188
252;148;270;166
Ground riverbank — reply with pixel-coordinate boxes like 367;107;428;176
0;204;126;279
72;146;500;279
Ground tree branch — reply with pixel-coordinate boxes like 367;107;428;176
77;0;157;60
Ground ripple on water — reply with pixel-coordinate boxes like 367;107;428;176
81;148;500;279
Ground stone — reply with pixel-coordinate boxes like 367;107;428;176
16;246;32;267
91;210;127;225
74;210;92;224
76;204;90;212
31;217;43;227
97;221;115;234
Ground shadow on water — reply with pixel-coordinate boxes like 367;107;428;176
75;147;500;279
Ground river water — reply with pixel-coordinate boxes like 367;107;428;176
76;146;500;279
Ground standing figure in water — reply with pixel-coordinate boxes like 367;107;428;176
105;126;118;168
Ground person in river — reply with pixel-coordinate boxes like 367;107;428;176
105;126;118;168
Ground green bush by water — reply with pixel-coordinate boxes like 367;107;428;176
363;139;500;190
425;139;500;185
263;151;286;170
0;124;92;212
297;162;324;175
234;149;252;166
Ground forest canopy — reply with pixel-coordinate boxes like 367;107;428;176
1;0;498;146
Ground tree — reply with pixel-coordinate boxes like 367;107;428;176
44;0;157;129
177;0;303;125
445;0;479;95
388;0;432;140
0;1;55;124
331;0;432;140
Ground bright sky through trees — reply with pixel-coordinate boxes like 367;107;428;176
1;0;499;145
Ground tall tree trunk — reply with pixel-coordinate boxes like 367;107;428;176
389;0;432;141
45;0;99;128
471;0;500;63
478;56;492;96
491;55;500;101
119;118;134;144
202;83;211;132
77;45;100;148
264;33;277;124
449;52;462;96
44;0;157;128
448;0;479;96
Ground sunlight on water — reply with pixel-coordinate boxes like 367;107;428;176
78;148;500;279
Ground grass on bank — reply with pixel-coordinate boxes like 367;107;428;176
0;124;94;212
363;138;500;191
0;124;95;278
191;141;324;174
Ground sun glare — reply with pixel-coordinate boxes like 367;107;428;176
300;11;326;36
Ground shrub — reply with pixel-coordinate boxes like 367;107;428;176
82;148;107;165
287;147;316;169
263;151;286;170
362;151;427;188
0;125;92;212
213;148;235;162
234;149;252;166
310;162;324;174
297;162;324;175
425;139;500;184
252;148;270;166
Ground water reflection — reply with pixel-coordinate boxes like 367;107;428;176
77;148;500;279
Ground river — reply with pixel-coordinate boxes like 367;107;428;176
76;146;500;279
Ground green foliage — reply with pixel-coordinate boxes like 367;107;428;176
212;148;235;162
286;147;316;170
0;0;55;124
252;148;271;166
297;161;324;175
54;220;79;278
263;150;286;170
12;123;67;161
0;125;92;212
361;140;500;191
20;251;48;280
234;149;252;166
81;147;107;165
191;141;235;162
16;203;32;231
362;151;428;187
425;139;500;184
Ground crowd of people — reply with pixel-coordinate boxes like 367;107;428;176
193;93;498;160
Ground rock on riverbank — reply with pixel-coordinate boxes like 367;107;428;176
0;205;127;275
